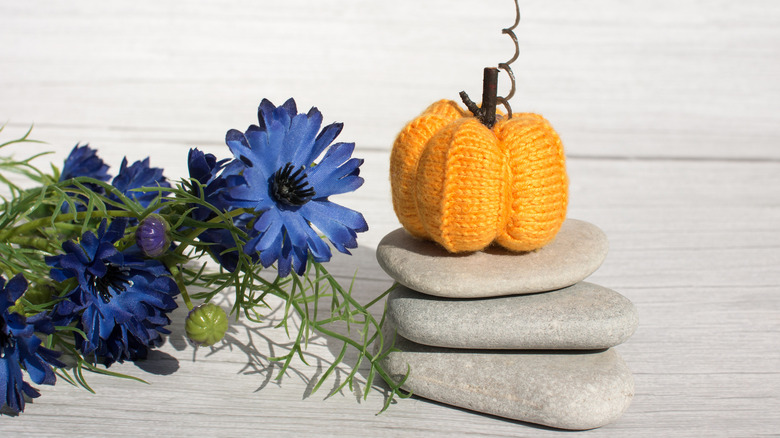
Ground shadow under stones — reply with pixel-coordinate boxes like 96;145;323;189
417;396;580;432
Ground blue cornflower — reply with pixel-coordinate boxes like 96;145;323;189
59;144;112;213
46;219;179;366
224;98;368;277
187;148;256;272
59;143;111;184
1;274;63;414
110;157;171;209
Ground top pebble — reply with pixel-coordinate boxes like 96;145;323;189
376;219;609;298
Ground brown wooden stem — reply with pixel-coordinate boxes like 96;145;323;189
459;67;499;128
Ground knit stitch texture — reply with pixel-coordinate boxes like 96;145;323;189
390;100;568;253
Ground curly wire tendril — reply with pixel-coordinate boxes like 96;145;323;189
497;0;520;118
460;0;520;126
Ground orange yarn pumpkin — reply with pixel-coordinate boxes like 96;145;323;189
390;100;568;253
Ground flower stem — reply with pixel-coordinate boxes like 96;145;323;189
7;235;56;252
0;209;137;241
169;264;194;311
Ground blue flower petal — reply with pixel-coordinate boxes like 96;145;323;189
60;144;111;183
266;119;289;172
307;143;365;197
281;211;311;257
241;125;267;163
316;142;356;170
0;352;33;413
291;109;324;166
280;98;297;118
59;252;89;274
187;148;213;184
276;233;294;277
4;274;27;302
252;227;283;268
105;217;128;243
110;158;170;209
59;144;113;213
18;338;51;384
302;200;368;253
272;105;293;131
310;122;344;164
284;113;320;168
257;99;277;131
188;148;228;186
226;129;253;163
305;229;332;263
77;230;100;259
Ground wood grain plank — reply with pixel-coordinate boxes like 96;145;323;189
2;0;779;159
0;1;779;436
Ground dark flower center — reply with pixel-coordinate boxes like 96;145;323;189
270;163;316;206
88;263;132;303
0;316;13;357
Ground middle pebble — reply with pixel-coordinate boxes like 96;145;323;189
387;282;638;350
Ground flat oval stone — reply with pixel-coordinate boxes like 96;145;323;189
378;332;634;430
387;282;638;350
376;219;608;298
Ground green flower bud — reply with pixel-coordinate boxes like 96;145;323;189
23;284;55;307
10;284;55;316
185;303;228;346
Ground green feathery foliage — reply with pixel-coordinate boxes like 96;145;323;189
0;126;409;414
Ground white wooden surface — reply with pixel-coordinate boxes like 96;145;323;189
1;1;779;436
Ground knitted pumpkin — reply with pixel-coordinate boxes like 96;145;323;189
390;99;568;253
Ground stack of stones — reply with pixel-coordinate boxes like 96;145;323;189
375;219;637;430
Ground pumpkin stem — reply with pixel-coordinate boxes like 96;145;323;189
460;67;499;128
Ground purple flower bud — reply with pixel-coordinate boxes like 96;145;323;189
135;214;171;258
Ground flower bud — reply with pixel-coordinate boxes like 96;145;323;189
25;284;55;306
135;214;171;258
10;284;55;316
185;303;228;346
